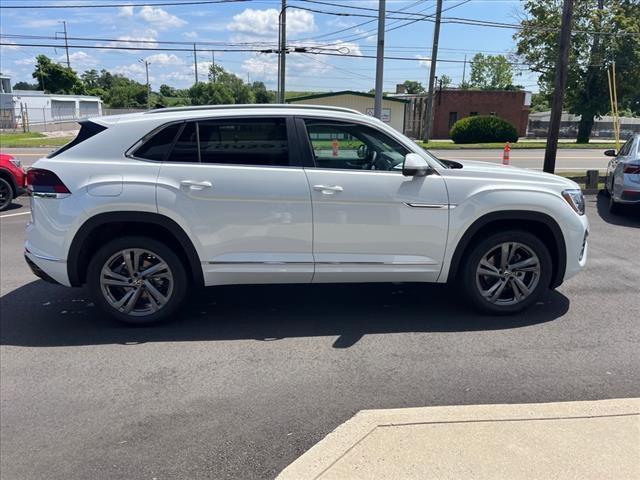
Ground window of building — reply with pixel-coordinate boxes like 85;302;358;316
303;119;409;171
469;112;478;117
448;112;458;128
198;118;289;166
490;111;496;116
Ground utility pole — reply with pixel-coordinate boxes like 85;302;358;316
373;0;386;119
461;53;467;86
277;0;287;103
543;0;574;173
139;59;151;110
59;20;70;69
422;0;443;142
211;50;216;82
193;43;198;84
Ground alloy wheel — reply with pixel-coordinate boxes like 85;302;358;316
100;248;174;316
475;242;541;306
0;179;11;210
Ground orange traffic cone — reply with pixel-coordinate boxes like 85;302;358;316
502;142;511;165
332;139;339;157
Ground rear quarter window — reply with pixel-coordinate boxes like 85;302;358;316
133;123;182;161
47;121;107;158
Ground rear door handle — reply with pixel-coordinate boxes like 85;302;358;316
313;184;343;194
180;180;212;190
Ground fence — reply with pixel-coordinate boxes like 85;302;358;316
526;113;640;139
0;106;146;133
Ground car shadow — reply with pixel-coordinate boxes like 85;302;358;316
595;191;640;227
1;201;24;213
1;280;570;348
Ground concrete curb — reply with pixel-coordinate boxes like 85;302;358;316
277;399;640;480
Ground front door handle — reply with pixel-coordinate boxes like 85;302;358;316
313;184;343;194
180;180;212;190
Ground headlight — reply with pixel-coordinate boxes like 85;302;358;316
562;189;585;215
9;158;21;168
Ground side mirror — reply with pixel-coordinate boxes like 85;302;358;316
604;149;617;157
402;153;432;177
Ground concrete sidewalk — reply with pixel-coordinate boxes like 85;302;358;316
277;399;640;480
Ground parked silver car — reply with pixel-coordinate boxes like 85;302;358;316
605;134;640;214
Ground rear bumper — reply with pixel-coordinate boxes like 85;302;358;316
24;248;70;286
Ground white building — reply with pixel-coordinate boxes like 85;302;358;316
287;91;408;133
0;74;102;129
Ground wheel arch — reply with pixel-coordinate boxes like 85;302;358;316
67;212;203;288
0;168;18;197
447;210;567;288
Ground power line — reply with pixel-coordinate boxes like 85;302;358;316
0;0;250;8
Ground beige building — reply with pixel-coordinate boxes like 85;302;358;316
287;91;408;133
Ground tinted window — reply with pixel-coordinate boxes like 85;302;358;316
618;138;633;156
166;122;198;163
134;123;181;161
303;119;409;171
198;118;289;166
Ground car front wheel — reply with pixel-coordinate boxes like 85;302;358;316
0;177;14;211
461;231;552;315
87;236;188;324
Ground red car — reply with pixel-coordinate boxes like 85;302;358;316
0;153;26;211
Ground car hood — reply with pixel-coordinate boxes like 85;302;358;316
445;159;581;191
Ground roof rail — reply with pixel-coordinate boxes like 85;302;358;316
145;104;364;115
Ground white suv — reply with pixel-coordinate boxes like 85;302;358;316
25;105;589;324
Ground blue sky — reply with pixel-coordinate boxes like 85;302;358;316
0;0;540;93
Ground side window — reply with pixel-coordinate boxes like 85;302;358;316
303;119;409;172
198;118;289;166
134;123;182;161
618;138;633;157
166;122;198;163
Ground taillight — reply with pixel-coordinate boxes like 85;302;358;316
623;163;640;174
26;168;71;195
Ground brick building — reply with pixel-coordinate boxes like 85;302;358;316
398;87;531;139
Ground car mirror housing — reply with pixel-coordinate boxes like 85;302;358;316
604;149;617;157
402;153;432;177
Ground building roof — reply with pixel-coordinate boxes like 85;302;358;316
287;90;409;104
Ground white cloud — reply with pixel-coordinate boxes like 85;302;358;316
228;8;315;40
138;6;187;30
23;19;60;28
144;53;184;66
183;31;198;39
14;58;34;66
2;41;21;51
118;5;134;17
416;56;431;68
58;51;98;69
104;29;159;50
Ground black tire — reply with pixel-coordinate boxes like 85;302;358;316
609;194;622;214
87;236;188;325
0;177;14;212
460;230;553;315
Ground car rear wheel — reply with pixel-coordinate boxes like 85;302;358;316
0;177;14;212
87;236;188;324
461;231;552;315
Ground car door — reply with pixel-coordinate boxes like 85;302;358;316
298;117;449;283
153;116;313;286
610;137;633;195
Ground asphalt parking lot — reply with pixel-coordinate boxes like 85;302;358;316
1;195;639;480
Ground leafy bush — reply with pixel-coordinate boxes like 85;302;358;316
450;115;519;144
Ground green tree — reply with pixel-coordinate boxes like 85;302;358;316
469;53;515;90
251;81;273;103
32;55;83;94
103;75;147;108
159;84;176;97
81;69;99;89
515;0;640;142
440;75;452;88
530;93;550;113
13;81;39;90
402;80;425;94
189;65;254;105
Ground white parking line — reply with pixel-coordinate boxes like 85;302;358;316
0;211;30;219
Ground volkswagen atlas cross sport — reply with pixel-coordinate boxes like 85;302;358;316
24;105;589;324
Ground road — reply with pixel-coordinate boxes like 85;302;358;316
1;197;639;480
2;147;611;171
